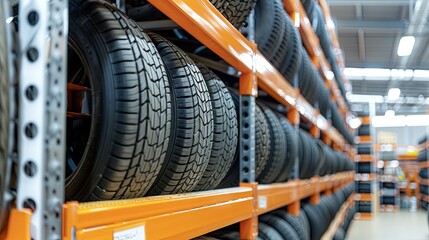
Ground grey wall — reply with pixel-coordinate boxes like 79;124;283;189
374;126;428;145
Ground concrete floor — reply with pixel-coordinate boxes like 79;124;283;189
347;210;429;240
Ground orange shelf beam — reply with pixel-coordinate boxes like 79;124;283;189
321;194;354;240
355;173;376;181
63;188;254;240
356;135;372;144
418;161;429;169
257;172;354;215
354;154;374;162
419;178;429;186
354;212;373;220
354;193;372;202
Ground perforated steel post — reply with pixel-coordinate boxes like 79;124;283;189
17;0;68;239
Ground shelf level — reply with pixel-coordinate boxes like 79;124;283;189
321;194;354;240
63;188;253;240
418;161;429;169
257;172;354;215
146;0;347;147
354;193;372;202
354;154;374;162
289;1;349;115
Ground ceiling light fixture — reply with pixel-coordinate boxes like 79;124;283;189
387;88;401;101
397;36;415;56
385;110;395;117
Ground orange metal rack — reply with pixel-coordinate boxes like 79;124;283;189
1;0;356;239
321;194;355;240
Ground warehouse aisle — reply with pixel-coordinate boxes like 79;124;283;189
347;210;429;240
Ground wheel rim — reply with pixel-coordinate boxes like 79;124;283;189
65;39;93;180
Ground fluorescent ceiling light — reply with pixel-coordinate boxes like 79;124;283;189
349;117;362;129
397;36;415;56
387;88;401;101
385;110;396;117
372;115;429;127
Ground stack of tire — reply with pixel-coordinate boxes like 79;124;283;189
298;129;354;179
194;184;355;240
331;101;354;145
218;99;298;187
66;0;269;201
303;183;354;240
196;210;311;240
302;0;347;101
255;0;303;83
333;205;356;240
418;135;429;210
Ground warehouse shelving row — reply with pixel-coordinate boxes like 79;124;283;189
321;193;355;240
2;172;354;240
1;0;356;239
283;0;351;120
354;116;376;219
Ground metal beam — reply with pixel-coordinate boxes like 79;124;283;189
358;30;366;61
328;0;410;6
336;20;409;31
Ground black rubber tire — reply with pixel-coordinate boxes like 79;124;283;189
272;210;310;240
258;222;285;240
358;125;370;136
0;2;12;231
193;64;238;191
303;205;328;240
193;236;221;240
260;214;300;240
298;50;321;105
257;104;288;184
255;0;290;70
127;0;256;29
66;0;171;201
276;115;297;182
217;231;263;240
420;169;429;179
280;19;303;82
333;228;346;240
147;33;213;195
217;92;270;187
357;144;372;155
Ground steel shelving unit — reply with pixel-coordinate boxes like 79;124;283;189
354;116;376;220
1;0;356;239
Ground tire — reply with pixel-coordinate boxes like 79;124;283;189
193;236;221;240
0;1;13;231
255;0;290;70
276;115;297;182
257;104;288;184
280;20;303;82
260;214;300;240
420;169;429;179
358;125;370;136
147;33;213;195
258;222;285;240
333;228;345;240
217;231;263;240
217;91;270;187
298;50;320;105
66;0;171;201
193;64;238;191
357;144;372;155
127;0;256;29
272;210;310;240
303;205;328;240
